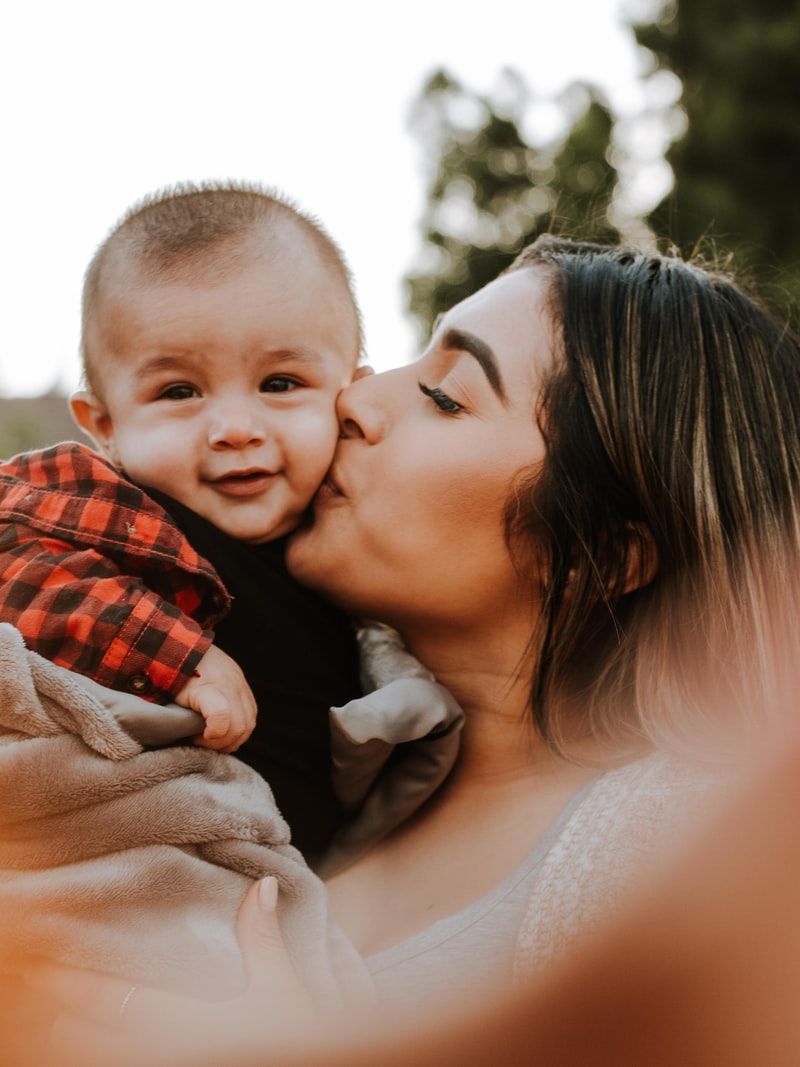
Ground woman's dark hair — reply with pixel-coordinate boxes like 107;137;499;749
506;235;800;754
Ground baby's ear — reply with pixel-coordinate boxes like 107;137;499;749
352;364;375;382
69;390;119;464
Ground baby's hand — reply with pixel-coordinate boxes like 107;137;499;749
175;644;257;753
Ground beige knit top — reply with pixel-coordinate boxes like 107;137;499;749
513;752;714;980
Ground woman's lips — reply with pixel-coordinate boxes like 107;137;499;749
208;471;275;498
315;470;346;503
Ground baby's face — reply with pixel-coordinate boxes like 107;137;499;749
77;240;358;542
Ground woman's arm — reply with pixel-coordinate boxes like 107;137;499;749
29;742;800;1067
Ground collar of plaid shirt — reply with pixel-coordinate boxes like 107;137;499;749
0;442;230;618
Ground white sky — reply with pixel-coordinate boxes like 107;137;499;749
0;0;670;396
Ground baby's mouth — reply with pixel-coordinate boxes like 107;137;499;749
207;469;275;498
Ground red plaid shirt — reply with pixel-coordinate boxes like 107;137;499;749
0;443;231;701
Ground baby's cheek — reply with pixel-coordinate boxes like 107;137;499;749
284;406;340;485
115;428;187;495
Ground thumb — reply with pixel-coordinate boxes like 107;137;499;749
236;877;293;987
235;879;317;1030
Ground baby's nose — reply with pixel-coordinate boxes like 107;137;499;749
207;402;267;449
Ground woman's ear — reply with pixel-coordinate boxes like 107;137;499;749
564;524;658;600
619;522;659;595
69;391;120;464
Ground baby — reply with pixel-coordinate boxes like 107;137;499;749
0;183;381;860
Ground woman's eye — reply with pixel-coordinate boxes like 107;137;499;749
158;383;199;401
418;381;464;415
261;375;302;393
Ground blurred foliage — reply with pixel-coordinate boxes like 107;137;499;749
405;70;619;340
0;394;81;459
634;0;800;317
407;0;800;337
9;1;800;444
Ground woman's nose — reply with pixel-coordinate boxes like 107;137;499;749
207;401;267;450
336;369;395;443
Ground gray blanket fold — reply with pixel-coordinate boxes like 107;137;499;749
322;678;464;878
0;624;369;1006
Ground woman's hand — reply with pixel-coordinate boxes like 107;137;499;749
26;877;315;1067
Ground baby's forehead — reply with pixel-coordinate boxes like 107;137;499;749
82;196;363;398
103;221;337;297
100;223;352;319
87;241;360;390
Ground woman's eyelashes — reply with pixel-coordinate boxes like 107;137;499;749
418;381;464;416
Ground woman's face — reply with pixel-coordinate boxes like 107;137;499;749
286;266;555;631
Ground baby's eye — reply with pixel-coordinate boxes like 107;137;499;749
260;375;302;393
158;383;199;401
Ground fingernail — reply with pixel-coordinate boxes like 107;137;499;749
258;876;278;911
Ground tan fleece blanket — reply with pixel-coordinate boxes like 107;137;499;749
0;624;368;1006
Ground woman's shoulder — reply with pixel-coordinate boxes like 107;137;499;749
514;751;716;978
541;751;715;859
577;749;713;820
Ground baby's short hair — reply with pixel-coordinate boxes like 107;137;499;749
81;181;361;396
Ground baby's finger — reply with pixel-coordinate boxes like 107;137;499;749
232;714;256;745
213;734;245;755
235;682;257;727
187;681;230;718
193;734;226;751
201;708;234;742
223;705;248;737
195;724;249;753
225;700;255;743
244;687;258;725
224;726;254;754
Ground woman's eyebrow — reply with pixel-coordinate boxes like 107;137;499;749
440;328;508;404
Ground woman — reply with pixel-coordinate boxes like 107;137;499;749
31;236;800;1059
294;236;800;994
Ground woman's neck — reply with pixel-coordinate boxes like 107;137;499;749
400;620;558;787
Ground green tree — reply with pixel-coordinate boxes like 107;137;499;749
405;70;619;340
634;0;800;314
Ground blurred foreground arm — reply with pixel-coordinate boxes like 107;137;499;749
248;743;800;1067
34;741;800;1067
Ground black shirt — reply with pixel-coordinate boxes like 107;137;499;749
142;488;361;862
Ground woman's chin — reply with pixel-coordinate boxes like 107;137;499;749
285;512;338;587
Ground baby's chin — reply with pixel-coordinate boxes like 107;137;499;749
189;507;295;545
191;493;307;545
222;519;295;544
